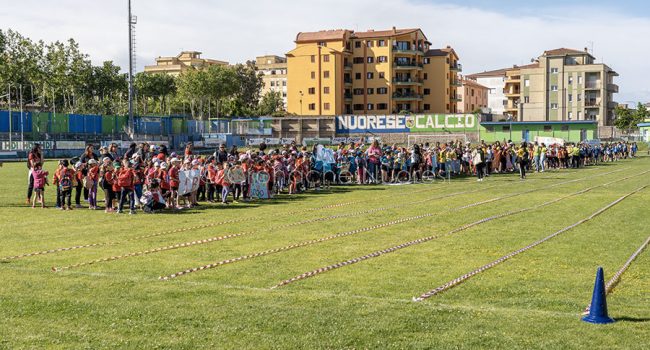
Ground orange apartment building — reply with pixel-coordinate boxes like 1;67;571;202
286;27;461;116
457;77;489;113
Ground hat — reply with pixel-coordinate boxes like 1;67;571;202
170;157;181;164
102;157;111;163
161;162;168;169
74;162;83;169
62;159;69;167
154;162;161;168
170;152;178;158
113;161;121;169
191;159;200;166
88;159;98;165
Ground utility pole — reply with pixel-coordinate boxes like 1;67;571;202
20;85;24;143
128;0;137;134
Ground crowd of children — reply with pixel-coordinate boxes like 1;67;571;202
23;139;640;213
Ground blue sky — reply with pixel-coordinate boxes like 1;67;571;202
1;0;649;103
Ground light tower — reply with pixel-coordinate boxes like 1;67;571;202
128;0;137;133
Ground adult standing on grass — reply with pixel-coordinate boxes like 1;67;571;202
472;146;486;182
366;140;383;184
517;142;529;180
26;143;43;204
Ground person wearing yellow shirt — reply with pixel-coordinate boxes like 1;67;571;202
516;142;530;180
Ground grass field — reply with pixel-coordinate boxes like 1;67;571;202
0;158;649;349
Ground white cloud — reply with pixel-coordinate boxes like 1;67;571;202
1;0;648;102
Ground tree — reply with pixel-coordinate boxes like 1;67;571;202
176;65;238;119
258;91;284;116
224;61;263;116
614;103;647;134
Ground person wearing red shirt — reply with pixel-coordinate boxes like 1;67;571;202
116;159;137;214
215;162;231;204
168;158;181;209
56;160;76;210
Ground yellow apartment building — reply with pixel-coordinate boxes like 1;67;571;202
286;27;461;116
144;51;229;76
503;48;618;126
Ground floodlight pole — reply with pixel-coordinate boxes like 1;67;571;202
128;0;135;134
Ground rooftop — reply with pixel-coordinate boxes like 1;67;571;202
295;27;427;43
466;67;510;78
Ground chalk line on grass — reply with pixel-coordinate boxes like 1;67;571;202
155;168;626;281
269;170;649;289
412;184;648;302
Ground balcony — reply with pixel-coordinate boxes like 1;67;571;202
585;81;601;90
392;77;423;85
392;46;423;55
451;96;463;102
607;83;619;93
393;62;423;70
344;93;353;101
450;63;462;72
503;89;521;97
505;76;521;83
585;99;601;108
344;62;353;70
451;80;462;87
344;78;353;86
392;92;423;101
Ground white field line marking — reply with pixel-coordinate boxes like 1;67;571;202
155;169;626;281
412;185;648;302
270;170;649;289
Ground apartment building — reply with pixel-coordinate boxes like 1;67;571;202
286;27;461;116
503;48;618;126
466;68;508;116
255;55;288;109
144;51;228;76
457;77;489;113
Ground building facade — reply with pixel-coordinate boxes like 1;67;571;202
502;48;618;126
457;77;488;113
144;51;228;76
255;55;288;109
286;27;461;116
466;68;508;117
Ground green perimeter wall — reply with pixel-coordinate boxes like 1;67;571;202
479;123;596;143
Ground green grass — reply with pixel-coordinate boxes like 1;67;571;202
0;158;649;349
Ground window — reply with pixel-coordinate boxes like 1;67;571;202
471;89;475;97
353;88;364;95
367;88;374;95
544;125;552;132
311;71;316;79
308;87;315;94
568;94;573;102
578;94;582;101
379;72;385;79
377;103;388;110
270;81;275;87
524;96;530;103
423;73;428;80
423;58;431;64
355;73;362;80
446;104;450;110
308;103;316;110
353;57;364;64
323;55;330;62
568;112;573;120
524;79;530;87
367;57;374;63
377;87;388;94
324;102;330;110
310;55;315;63
367;72;374;79
323;70;330;78
378;40;386;47
282;81;286;86
355;41;361;48
367;103;374;110
424;104;430;110
353;104;364;110
551;85;558;91
568;76;573;85
282;92;287;97
551;103;558;109
423;88;431;95
318;41;327;47
551;68;559;74
377;56;387;63
323;87;330;94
